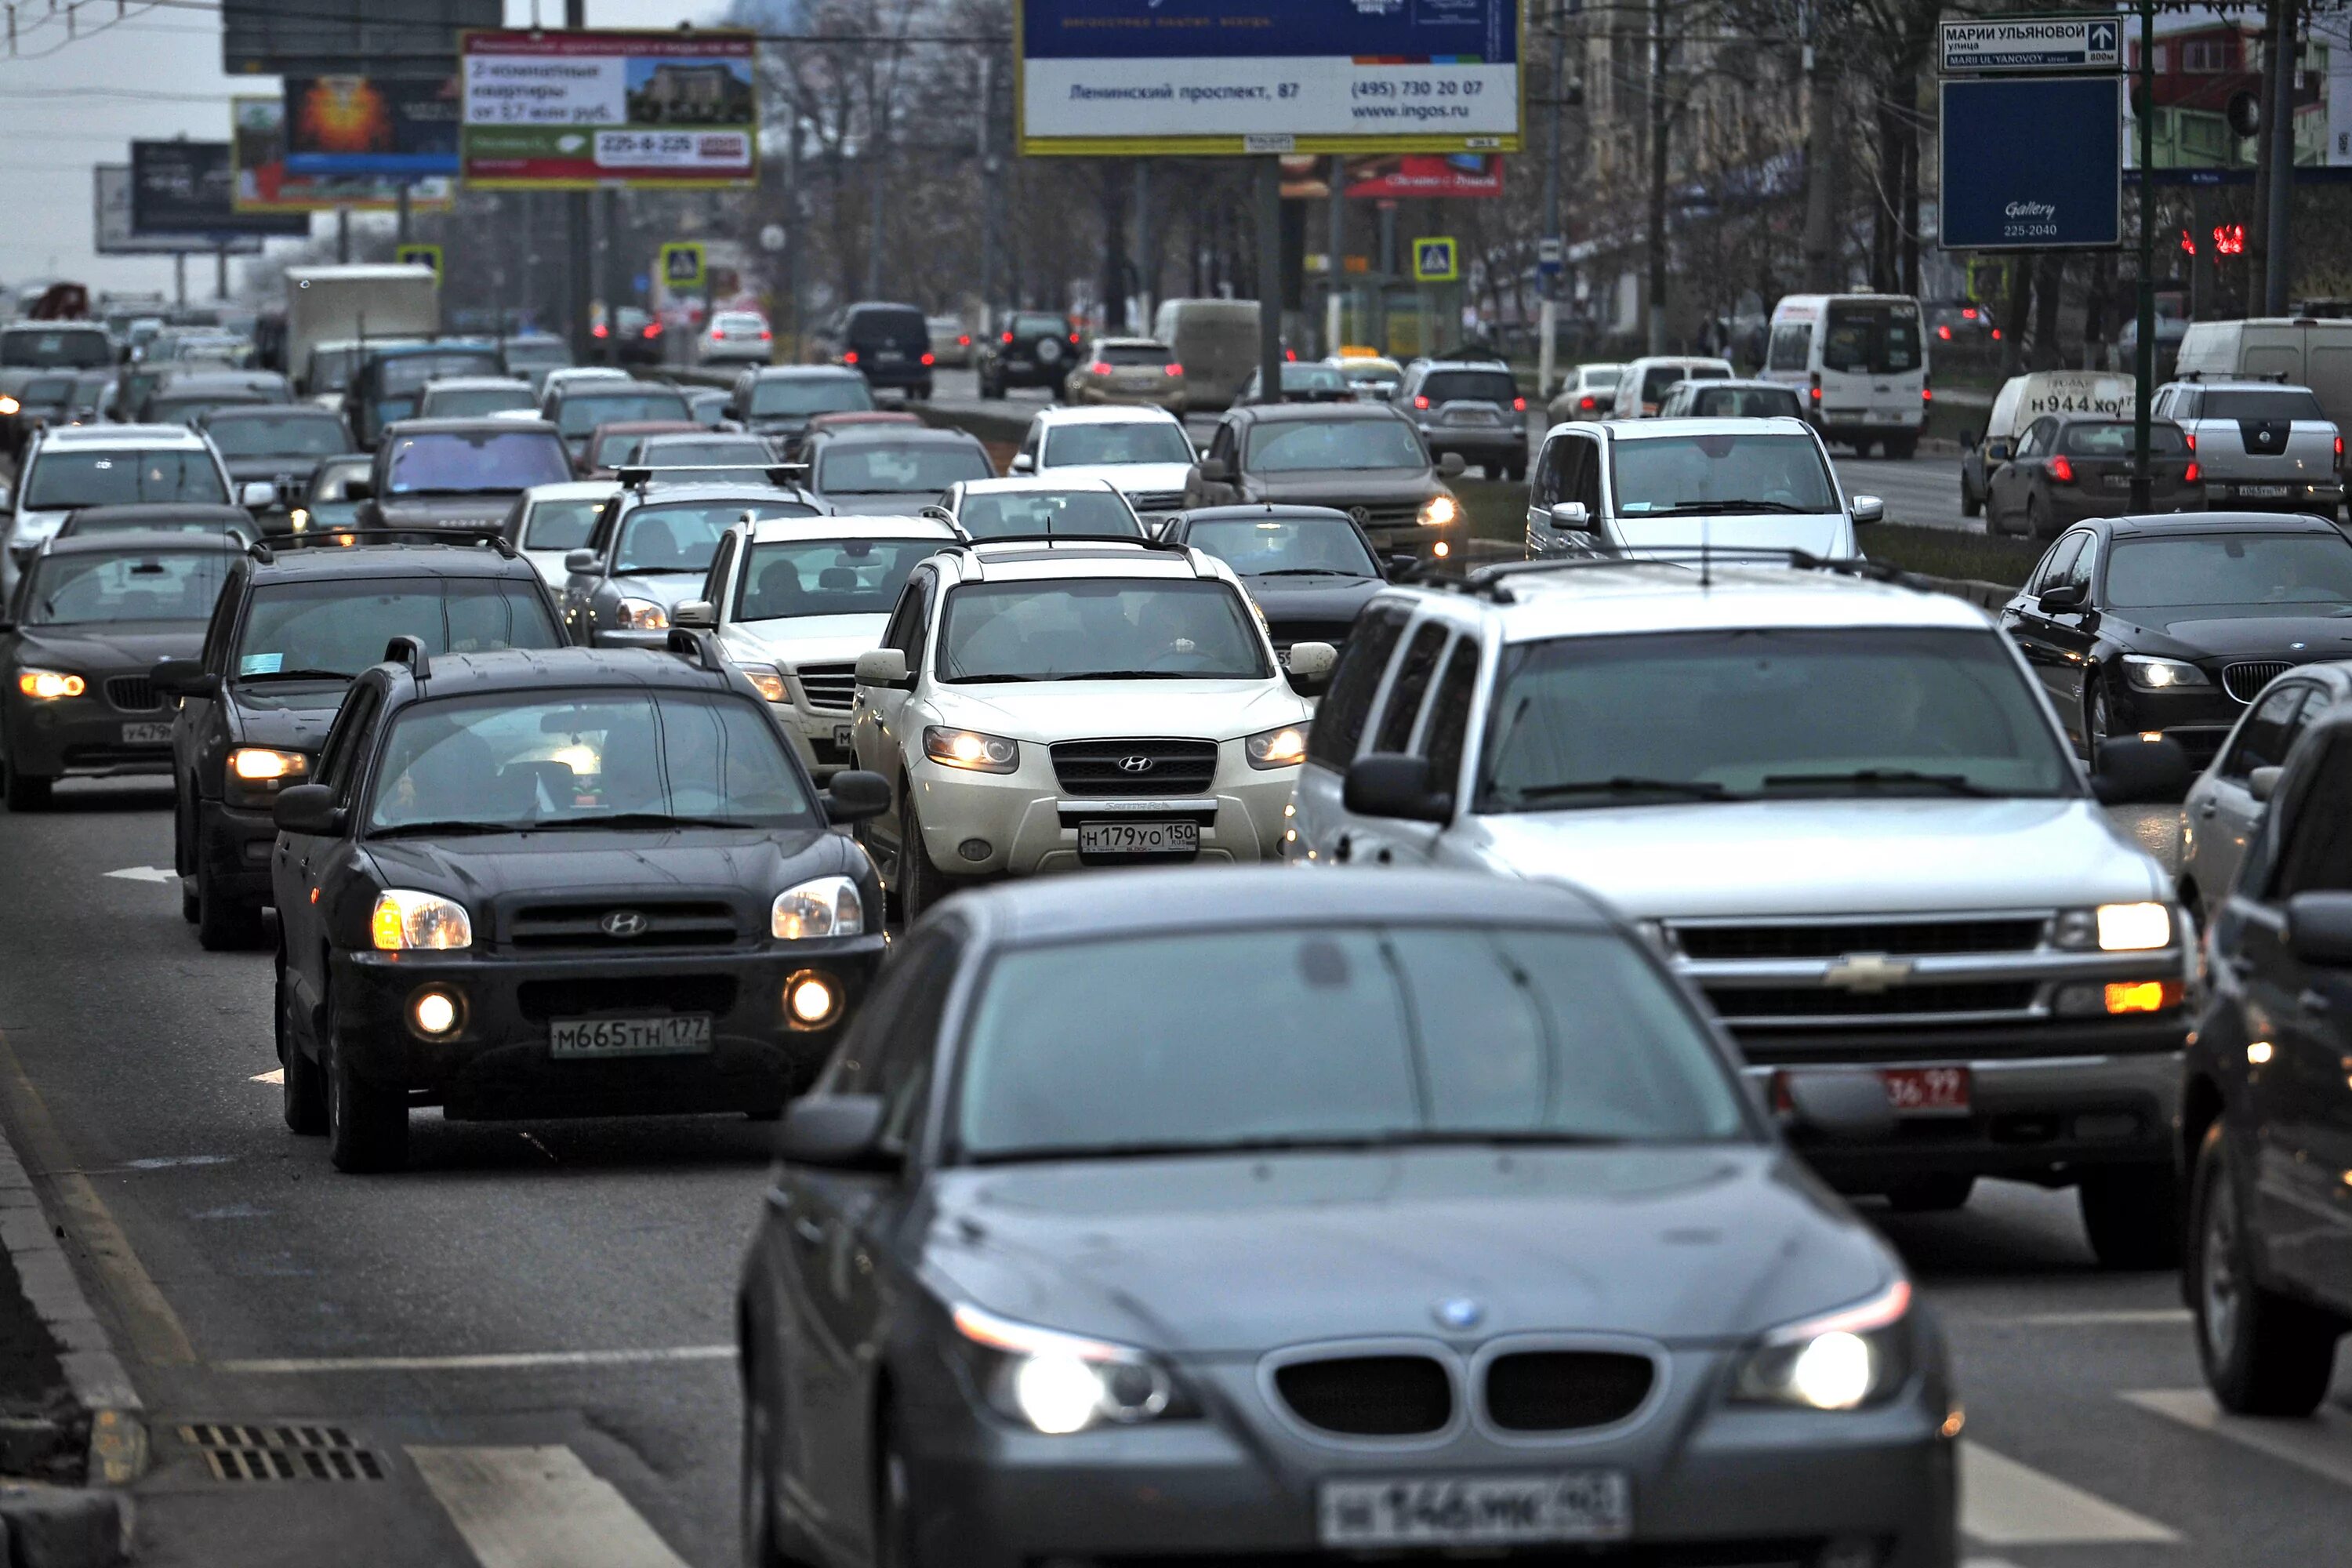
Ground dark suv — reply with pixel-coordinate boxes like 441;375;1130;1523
813;303;933;399
1181;403;1467;561
151;537;566;949
354;419;575;539
975;310;1082;399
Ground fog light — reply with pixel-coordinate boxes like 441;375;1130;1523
411;989;459;1037
785;971;839;1029
2053;982;2103;1017
2104;979;2181;1014
958;837;993;862
1432;539;1450;557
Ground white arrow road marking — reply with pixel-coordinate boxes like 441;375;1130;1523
2125;1387;2352;1490
1960;1441;2179;1544
103;866;176;884
410;1444;691;1568
250;1069;283;1086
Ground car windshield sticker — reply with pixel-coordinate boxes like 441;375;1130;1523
239;652;283;676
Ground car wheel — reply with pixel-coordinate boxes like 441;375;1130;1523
898;788;955;924
2083;681;2113;759
180;880;199;925
740;1350;816;1568
1886;1174;1975;1213
1960;479;1982;518
2;758;50;812
1851;438;1875;459
196;862;263;951
2190;1120;2343;1414
2079;1163;2181;1269
324;991;408;1174
278;955;327;1136
1505;458;1527;484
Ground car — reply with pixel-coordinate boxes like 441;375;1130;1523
500;480;621;587
295;337;425;408
4;424;237;602
2174;661;2352;924
975;310;1082;398
802;426;995;517
725;366;877;448
2152;378;2344;518
797;410;921;452
1958;370;2135;521
1184;404;1466;563
2000;513;2352;774
496;334;573;394
629;432;779;487
286;455;374;536
735;866;1955;1568
1159;504;1390;676
924;314;974;368
595;305;666;368
343;343;505;448
1654;378;1806;420
1234;361;1356;408
1149;297;1261;409
1544;359;1628;424
54;503;258;549
539;365;633;405
139;369;292;426
695;512;956;776
0;372;87;459
195;405;358;518
1761;294;1929;457
354;418;575;540
561;477;821;648
0;532;241;810
699;309;774;365
543;381;695;464
415;377;539;421
267;637;892;1172
1609;355;1734;419
1396;358;1529;480
1290;553;2196;1265
1058;337;1185;412
1008;405;1196;518
1525;416;1876;561
932;477;1146;542
1329;351;1405;402
847;535;1330;920
577;419;706;480
1984;416;2199;539
151;535;568;948
683;387;734;430
811;301;934;399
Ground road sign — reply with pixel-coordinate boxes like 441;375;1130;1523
660;241;706;292
1940;17;2121;75
1537;234;1563;274
1940;77;2122;250
395;242;443;283
1413;236;1459;284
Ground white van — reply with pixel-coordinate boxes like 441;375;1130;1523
1959;370;2136;518
1149;299;1262;413
2173;318;2352;430
1761;293;1930;457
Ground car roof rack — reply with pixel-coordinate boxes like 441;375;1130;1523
616;463;808;490
665;626;726;672
383;634;430;680
951;530;1191;554
260;525;517;558
1421;546;1930;603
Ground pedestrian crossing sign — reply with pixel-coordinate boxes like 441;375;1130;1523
1413;237;1459;284
395;244;442;285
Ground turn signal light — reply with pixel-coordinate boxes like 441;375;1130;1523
2105;979;2182;1015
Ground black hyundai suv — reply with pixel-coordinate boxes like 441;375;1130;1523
151;535;566;949
267;635;890;1171
975;310;1083;399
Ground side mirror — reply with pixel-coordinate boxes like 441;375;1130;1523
1343;753;1452;823
1987;440;2013;463
2091;734;2190;805
272;783;345;836
1548;501;1594;533
2036;583;2086;615
1436;452;1468;479
1781;1072;1896;1142
238;480;278;510
564;548;599;574
855;648;909;687
1196;457;1231;483
2250;765;2282;804
2287;892;2352;967
820;768;890;825
672;600;717;630
1287;641;1337;681
1385;551;1421;580
343;477;372;500
149;658;218;699
1849;494;1885;526
776;1094;894;1169
1009;452;1034;474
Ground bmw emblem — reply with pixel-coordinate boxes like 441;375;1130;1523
1434;1298;1484;1331
601;909;649;938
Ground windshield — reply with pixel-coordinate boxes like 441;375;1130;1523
556;390;693;438
2062;422;2188;456
1641;363;1725;403
234;577;561;682
1611;433;1838;516
387;431;571;495
1582;367;1624;390
523;497;605;552
615;500;815;574
1097;343;1174;367
846;309;927;350
205;413;350;459
1421;370;1518;405
366;690;811;833
25;450;226;510
423;386;537;419
1686;386;1802;419
953;925;1749;1162
1245;419;1425;472
749;377;872;418
25;550;230;626
1822;303;1923;376
1185;514;1377;576
956;489;1142;539
1481;627;2073;808
0;330;110;368
817;443;992;495
939;578;1267;682
376;352;500;397
2203;389;2326;422
738;538;939;619
2105;534;2352;611
1042;423;1193;468
151;396;265;425
1012;313;1068;339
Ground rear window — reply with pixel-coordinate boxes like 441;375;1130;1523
387;430;572;495
1421;371;1519;405
522;498;604;552
2061;422;2189;456
1013;314;1069;339
1098;343;1175;367
22;376;76;403
2203;389;2326;422
555;390;694;438
1688;386;1802;419
0;329;110;368
205;412;350;459
817;442;993;495
376;352;501;397
1640;365;1686;403
24;448;226;510
234;576;561;681
1822;303;1923;376
750;376;872;418
846;308;927;350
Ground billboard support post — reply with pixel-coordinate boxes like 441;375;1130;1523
564;0;592;361
1257;157;1283;416
1325;155;1345;357
337;206;351;264
2133;0;2154;510
2264;0;2294;313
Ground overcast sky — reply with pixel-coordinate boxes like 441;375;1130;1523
0;0;707;301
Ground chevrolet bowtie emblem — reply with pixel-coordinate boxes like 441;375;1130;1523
1822;953;1914;993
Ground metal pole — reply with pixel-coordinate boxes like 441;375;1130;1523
396;183;412;245
172;252;185;310
1255;156;1283;408
1540;0;1563;396
336;205;350;264
1137;158;1156;334
977;57;998;331
215;245;227;302
565;0;593;361
2132;0;2155;510
1324;154;1345;357
1645;0;1668;354
2264;0;2296;313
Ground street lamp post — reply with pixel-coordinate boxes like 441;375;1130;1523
2131;0;2154;512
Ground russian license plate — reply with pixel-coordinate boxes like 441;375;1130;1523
1076;820;1198;857
873;349;905;364
120;721;172;744
1773;1065;1969;1117
2238;483;2291;498
1445;408;1497;425
832;724;854;751
550;1014;713;1058
1319;1472;1632;1548
2103;474;2133;488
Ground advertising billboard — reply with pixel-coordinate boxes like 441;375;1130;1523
96;165;264;256
1016;0;1523;156
284;75;462;176
232;97;452;212
1347;153;1502;198
221;0;498;78
1940;77;2123;250
459;28;758;189
129;141;313;240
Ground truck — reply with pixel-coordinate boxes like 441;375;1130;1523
282;263;438;400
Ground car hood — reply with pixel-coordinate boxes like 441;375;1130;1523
819;492;952;517
1239;574;1385;626
2103;607;2352;662
1037;462;1196;497
919;1145;1893;1352
360;824;855;908
368;494;517;529
1456;797;2164;916
1605;511;1854;560
227;682;350;748
720;615;887;668
932;678;1306;742
16;621;204;673
1244;470;1443;507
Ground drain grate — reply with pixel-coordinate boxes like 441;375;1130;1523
179;1423;389;1483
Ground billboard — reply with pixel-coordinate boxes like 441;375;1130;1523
1016;0;1523;156
459;29;758;189
1348;153;1502;198
95;165;264;256
232;97;452;212
129;141;313;240
285;74;462;176
1940;78;2122;249
221;0;499;78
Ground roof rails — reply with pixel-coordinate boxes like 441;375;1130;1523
616;463;808;490
665;626;726;672
953;530;1192;554
383;634;430;680
1424;546;1930;603
259;525;518;558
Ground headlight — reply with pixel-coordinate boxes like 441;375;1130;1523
1418;494;1461;528
613;597;670;632
230;746;306;782
924;725;1018;774
772;875;864;939
289;507;310;532
742;667;786;704
370;889;473;951
15;669;84;700
0;397;19;416
2121;655;2208;691
2051;903;2174;952
951;1303;1192;1435
1730;1279;1914;1411
1244;722;1311;769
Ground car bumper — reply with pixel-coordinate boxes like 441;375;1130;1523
769;699;858;779
904;757;1298;878
1416;425;1525;459
2203;479;2342;510
1075;385;1187;412
1814;416;1926;440
4;694;174;779
2107;685;2242;766
2041;484;2198;528
853;364;931;392
325;935;884;1117
198;797;279;905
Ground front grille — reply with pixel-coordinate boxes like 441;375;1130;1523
1094;1544;1827;1568
105;675;159;712
1483;1351;1656;1432
516;975;737;1022
1673;917;2045;960
1352;503;1424;532
2223;661;2294;703
1275;1355;1452;1436
793;662;858;713
1051;737;1218;797
1704;982;2039;1020
508;901;739;949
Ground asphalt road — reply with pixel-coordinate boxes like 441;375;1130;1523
1;775;2344;1564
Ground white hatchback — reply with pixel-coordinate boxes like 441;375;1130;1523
1009;405;1199;519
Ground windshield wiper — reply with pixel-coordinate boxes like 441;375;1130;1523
1252;567;1367;578
1762;768;1998;797
1508;776;1734;803
236;667;354;683
527;812;760;831
965;1130;1632;1167
1641;500;1813;516
367;820;527;839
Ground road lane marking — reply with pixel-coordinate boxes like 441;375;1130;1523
2002;1308;2191;1328
2125;1387;2352;1490
249;1069;283;1086
102;866;175;884
216;1345;735;1375
1960;1440;2180;1544
410;1443;691;1568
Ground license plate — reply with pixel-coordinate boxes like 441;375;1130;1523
120;721;172;743
2103;474;2133;488
1445;408;1497;425
1076;820;1199;857
1772;1065;1969;1117
550;1014;713;1058
832;724;853;751
873;350;904;364
2238;484;2291;498
1319;1472;1632;1548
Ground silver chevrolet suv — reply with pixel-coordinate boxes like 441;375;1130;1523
2151;378;2343;516
1289;553;2195;1268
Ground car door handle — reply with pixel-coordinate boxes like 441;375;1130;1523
1334;833;1353;863
2198;802;2219;818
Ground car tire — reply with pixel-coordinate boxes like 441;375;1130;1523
196;864;263;952
1851;438;1875;459
180;880;199;925
1886;1174;1975;1213
1505;458;1527;484
2190;1120;2343;1414
898;789;955;924
2082;681;2114;760
2;758;50;812
324;993;408;1174
739;1349;816;1568
1960;480;1982;518
278;955;327;1136
2079;1163;2182;1270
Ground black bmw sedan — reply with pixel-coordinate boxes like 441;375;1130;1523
2000;512;2352;770
1161;503;1391;677
739;868;1956;1568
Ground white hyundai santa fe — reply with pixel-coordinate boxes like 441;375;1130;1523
848;535;1332;917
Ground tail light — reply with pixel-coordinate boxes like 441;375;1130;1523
759;329;772;340
921;352;935;366
1414;395;1431;410
2336;434;2344;461
2049;455;2075;484
1991;328;2003;340
1922;388;1933;402
2185;431;2195;452
844;350;859;365
1809;371;1821;404
1001;330;1014;344
1069;333;1081;344
2185;460;2200;485
1937;325;1953;340
644;321;662;338
592;323;609;338
1512;397;1526;412
1578;395;1597;412
1285;348;1298;362
1962;307;1978;320
1165;363;1183;376
959;334;971;346
1087;361;1112;376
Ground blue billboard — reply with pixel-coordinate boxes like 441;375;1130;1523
1940;76;2122;250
